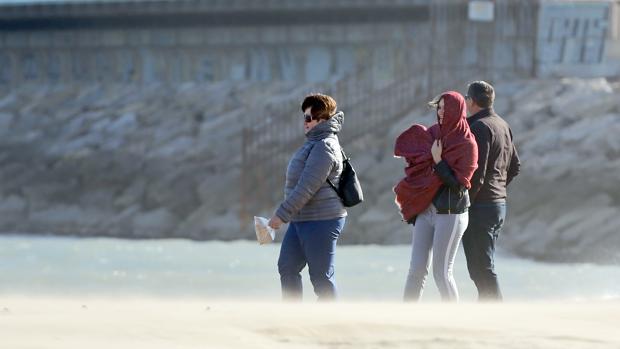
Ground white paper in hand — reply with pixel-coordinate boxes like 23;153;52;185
254;216;276;245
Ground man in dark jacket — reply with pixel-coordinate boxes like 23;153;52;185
463;81;520;301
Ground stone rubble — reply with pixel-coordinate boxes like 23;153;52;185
0;77;618;263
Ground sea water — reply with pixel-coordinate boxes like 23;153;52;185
1;235;619;301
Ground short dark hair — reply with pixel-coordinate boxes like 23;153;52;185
467;81;495;108
301;93;337;120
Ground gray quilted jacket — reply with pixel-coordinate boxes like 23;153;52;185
275;112;347;223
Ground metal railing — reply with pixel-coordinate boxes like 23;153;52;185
238;65;439;228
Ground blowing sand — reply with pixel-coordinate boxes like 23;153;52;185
1;298;618;349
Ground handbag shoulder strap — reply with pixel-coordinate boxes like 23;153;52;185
326;144;346;189
326;177;338;191
338;144;350;162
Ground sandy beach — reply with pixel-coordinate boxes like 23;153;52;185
1;298;619;349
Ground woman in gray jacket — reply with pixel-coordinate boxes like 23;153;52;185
268;93;347;301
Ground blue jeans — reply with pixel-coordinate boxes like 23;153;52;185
277;217;345;301
462;202;506;301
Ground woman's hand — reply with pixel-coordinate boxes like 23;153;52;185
268;215;284;230
431;139;443;164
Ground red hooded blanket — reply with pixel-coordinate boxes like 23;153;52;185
394;91;478;222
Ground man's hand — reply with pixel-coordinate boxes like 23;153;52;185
268;215;284;230
431;139;443;164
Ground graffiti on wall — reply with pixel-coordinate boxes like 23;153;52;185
537;2;610;75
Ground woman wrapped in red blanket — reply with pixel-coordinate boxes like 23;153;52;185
393;91;478;302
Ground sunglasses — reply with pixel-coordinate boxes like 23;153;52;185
303;113;315;123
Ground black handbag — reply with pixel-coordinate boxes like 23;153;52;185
327;149;363;207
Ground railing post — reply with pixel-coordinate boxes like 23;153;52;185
240;127;248;232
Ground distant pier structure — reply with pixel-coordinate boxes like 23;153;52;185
0;0;616;86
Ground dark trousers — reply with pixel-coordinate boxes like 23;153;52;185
462;203;506;301
277;217;345;301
